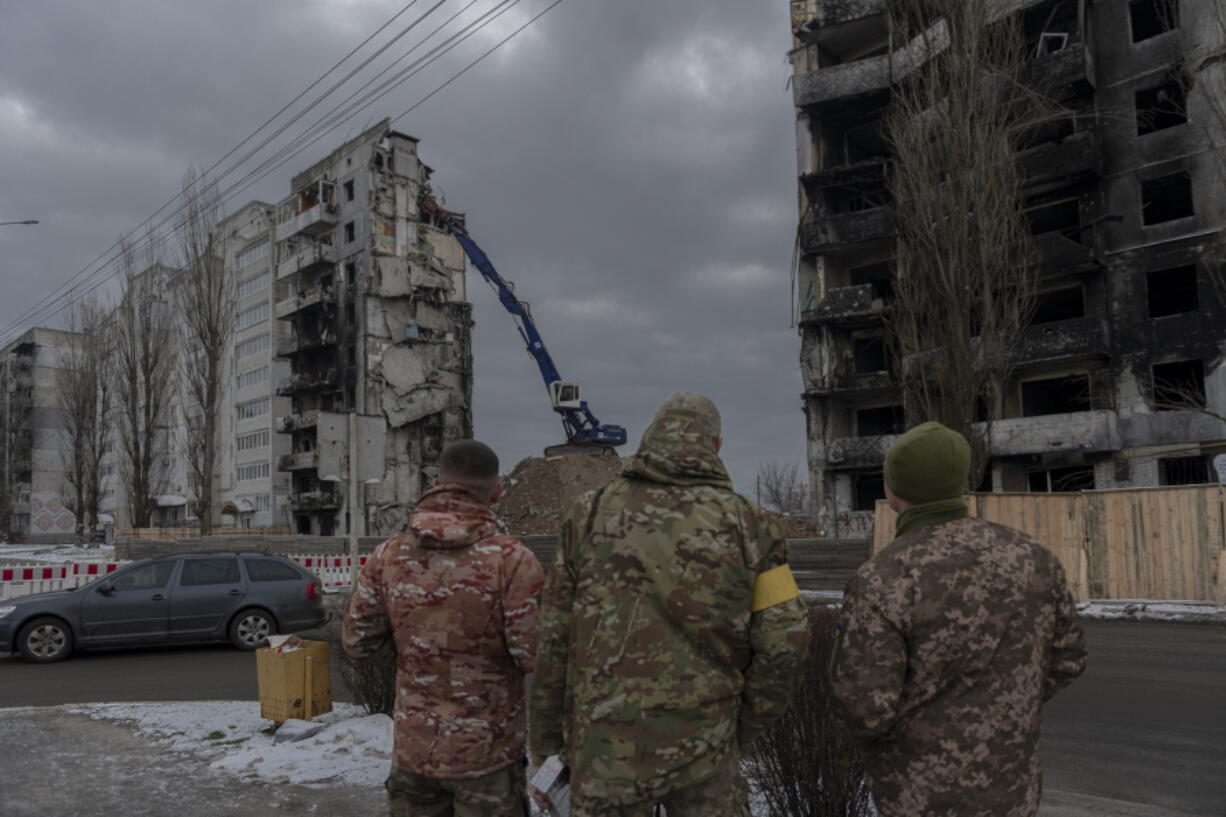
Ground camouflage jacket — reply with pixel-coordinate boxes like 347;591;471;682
342;484;545;779
530;407;811;805
832;517;1087;817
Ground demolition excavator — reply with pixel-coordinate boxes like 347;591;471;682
420;195;627;456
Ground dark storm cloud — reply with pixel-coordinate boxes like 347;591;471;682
0;0;805;494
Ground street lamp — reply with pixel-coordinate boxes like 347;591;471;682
0;220;38;226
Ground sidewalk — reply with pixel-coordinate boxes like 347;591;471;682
0;707;385;817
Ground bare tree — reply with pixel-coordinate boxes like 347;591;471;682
58;296;111;541
757;461;809;515
175;167;233;534
114;235;177;529
884;0;1056;486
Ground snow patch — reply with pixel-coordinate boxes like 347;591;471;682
69;701;391;788
1076;600;1226;624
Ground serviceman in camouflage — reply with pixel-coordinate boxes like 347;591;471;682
832;422;1087;817
530;393;811;816
343;440;544;816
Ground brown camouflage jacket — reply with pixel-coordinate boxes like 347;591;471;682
832;517;1087;817
342;484;545;779
530;406;811;805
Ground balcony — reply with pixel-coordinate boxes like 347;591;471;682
1020;131;1100;194
800;206;896;255
822;433;897;470
989;410;1119;457
291;489;341;511
274;180;339;243
1026;43;1090;97
278;451;318;472
275;328;338;359
276;411;320;434
276;241;337;281
804;369;893;399
801;158;888;201
276;368;340;396
1016;316;1108;366
800;283;885;328
794;19;948;108
274;287;338;320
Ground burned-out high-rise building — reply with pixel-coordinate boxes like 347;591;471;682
274;119;472;537
789;0;1226;536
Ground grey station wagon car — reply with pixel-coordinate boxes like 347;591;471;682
0;552;327;663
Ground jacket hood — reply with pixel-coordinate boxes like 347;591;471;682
407;484;501;549
623;408;732;488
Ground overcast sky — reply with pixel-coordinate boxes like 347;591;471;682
0;0;804;496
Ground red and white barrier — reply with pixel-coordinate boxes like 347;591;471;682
0;561;125;601
0;554;364;600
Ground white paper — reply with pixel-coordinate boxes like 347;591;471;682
530;755;572;817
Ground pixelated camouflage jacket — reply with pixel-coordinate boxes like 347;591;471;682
832;517;1087;817
530;407;811;805
342;483;545;779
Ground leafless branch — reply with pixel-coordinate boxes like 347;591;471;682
175;167;233;534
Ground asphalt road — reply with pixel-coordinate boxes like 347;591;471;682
2;621;1224;815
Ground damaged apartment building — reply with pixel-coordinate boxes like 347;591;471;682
790;0;1226;536
274;118;472;536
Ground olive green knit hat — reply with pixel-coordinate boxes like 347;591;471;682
884;421;971;504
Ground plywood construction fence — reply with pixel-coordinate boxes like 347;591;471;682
872;486;1226;603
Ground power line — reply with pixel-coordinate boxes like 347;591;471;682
4;0;562;343
0;0;438;344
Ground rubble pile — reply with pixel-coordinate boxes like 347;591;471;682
498;455;625;535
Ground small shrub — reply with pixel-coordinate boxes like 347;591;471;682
323;613;397;716
749;605;872;817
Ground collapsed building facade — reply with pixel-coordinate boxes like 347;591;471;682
274;119;472;536
790;0;1226;536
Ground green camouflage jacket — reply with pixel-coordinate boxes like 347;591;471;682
529;406;811;805
832;517;1087;817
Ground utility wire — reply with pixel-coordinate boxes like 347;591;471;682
2;0;527;343
0;0;437;344
4;0;560;342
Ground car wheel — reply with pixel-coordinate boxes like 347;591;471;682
17;616;74;663
229;608;276;650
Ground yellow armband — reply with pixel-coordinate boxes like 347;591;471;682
751;564;800;612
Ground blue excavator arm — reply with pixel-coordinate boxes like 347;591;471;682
420;196;626;450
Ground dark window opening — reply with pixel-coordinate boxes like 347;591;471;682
853;337;889;373
374;153;384;168
1159;455;1211;486
1026;198;1081;239
1028;466;1096;493
976;466;994;493
854;472;886;511
1031;287;1086;325
1153;359;1206;410
857;405;906;437
345;261;357;284
1130;0;1177;43
843;118;887;165
850;261;894;300
344;221;356;243
343;180;355;201
1147;265;1198;317
1136;74;1187;135
1142;172;1194;225
296;515;312;535
1021;375;1091;416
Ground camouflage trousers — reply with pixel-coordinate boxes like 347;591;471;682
570;754;751;817
386;763;529;817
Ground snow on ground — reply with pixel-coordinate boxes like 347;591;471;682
1076;600;1226;624
69;701;392;788
0;543;115;563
